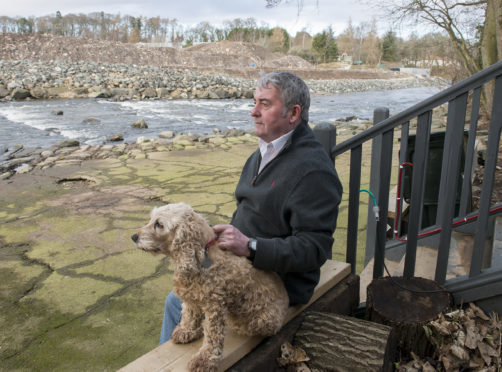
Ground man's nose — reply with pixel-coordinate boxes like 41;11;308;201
251;104;259;117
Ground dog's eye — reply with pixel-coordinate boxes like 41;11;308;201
154;220;163;230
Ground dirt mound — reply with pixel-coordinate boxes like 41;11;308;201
0;34;314;71
0;33;403;80
0;33;180;66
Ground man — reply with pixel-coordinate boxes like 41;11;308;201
160;71;342;344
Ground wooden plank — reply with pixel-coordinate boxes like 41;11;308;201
119;260;351;372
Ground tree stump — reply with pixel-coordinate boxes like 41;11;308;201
366;276;452;358
294;311;396;372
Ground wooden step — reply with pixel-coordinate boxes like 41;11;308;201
118;260;351;372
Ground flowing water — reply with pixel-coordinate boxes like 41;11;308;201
0;87;440;150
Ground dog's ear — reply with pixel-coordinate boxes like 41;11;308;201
171;216;206;278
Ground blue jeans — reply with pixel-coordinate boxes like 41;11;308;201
159;291;183;345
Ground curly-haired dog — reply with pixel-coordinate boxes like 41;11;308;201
131;203;289;372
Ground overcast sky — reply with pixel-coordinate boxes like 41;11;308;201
1;0;401;36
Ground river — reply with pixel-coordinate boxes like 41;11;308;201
0;86;440;150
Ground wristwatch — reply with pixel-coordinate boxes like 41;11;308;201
247;238;257;260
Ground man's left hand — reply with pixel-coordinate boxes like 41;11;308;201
213;224;250;257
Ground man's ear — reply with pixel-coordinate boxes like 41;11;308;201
289;104;302;124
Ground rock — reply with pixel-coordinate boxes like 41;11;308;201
170;90;182;99
109;133;124;142
206;91;220;99
158;131;174;139
136;136;150;144
243;89;254;99
82;117;101;124
30;86;47;99
214;88;228;99
142;87;157;99
131;119;148;129
7;81;22;90
73;87;89;96
11;88;31;100
41;150;54;157
90;90;112;99
0;85;10;99
52;110;64;116
57;139;80;148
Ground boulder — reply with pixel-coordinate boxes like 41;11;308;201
136;136;150;144
30;86;47;99
158;131;175;139
57;139;80;148
0;86;10;99
131;119;148;129
11;88;31;100
142;87;157;99
109;133;124;142
52;110;64;116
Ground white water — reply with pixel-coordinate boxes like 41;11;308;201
0;87;440;150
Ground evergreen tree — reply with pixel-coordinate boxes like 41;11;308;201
312;27;338;63
382;30;399;62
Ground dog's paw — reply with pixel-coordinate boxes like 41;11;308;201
171;325;203;344
188;349;219;372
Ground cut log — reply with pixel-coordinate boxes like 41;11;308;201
366;276;452;358
294;311;396;372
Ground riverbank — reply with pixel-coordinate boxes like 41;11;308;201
0;59;448;102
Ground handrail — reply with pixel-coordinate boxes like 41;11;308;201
331;60;502;310
332;60;502;158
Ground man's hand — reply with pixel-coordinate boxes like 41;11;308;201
213;224;250;257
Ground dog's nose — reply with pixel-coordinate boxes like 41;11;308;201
131;233;139;243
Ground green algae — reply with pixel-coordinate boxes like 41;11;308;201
21;272;122;315
0;139;366;371
73;250;160;281
27;241;105;270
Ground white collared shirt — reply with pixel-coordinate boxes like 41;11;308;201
258;131;294;173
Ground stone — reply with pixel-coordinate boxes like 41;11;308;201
52;110;64;116
57;139;80;148
109;133;124;142
0;86;10;99
30;86;47;99
131;119;148;129
11;88;31;100
83;117;100;124
158;131;174;139
136;136;150;144
142;87;157;99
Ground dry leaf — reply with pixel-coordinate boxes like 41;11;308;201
430;320;450;336
451;344;470;360
478;342;498;365
455;330;466;347
465;327;480;349
277;342;310;368
469;302;490;321
422;361;436;372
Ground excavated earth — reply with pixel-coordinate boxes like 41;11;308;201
0;33;400;80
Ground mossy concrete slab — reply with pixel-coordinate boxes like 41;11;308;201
0;139;367;371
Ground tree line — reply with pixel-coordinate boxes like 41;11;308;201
0;11;462;70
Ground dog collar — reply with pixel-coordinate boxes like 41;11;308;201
205;236;217;249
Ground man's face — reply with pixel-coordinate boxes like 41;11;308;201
251;84;299;143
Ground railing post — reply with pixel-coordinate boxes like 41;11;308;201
313;122;337;164
365;108;389;266
404;111;432;277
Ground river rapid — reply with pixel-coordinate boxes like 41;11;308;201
0;86;440;150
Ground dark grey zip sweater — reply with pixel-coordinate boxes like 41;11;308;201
231;121;343;305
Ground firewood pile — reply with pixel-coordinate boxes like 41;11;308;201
398;303;501;371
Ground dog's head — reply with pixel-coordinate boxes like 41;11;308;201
132;203;211;274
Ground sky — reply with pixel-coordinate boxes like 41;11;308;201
1;0;400;37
